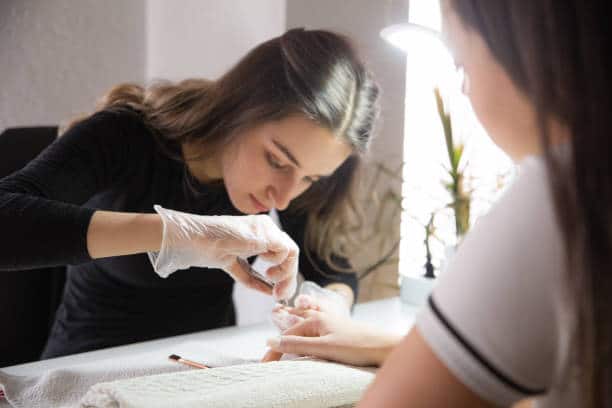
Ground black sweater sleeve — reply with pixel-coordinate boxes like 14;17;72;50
0;110;148;270
279;212;359;299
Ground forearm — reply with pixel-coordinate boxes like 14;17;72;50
86;210;162;259
367;331;403;366
358;328;492;407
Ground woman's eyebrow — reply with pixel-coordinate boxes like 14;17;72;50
272;139;301;168
271;139;330;179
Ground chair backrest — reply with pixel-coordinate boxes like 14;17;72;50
0;127;59;176
0;126;67;367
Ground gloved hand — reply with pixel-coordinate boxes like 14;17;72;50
147;205;298;300
271;281;351;331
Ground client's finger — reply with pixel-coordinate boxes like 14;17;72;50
261;348;283;362
294;294;321;310
286;307;320;319
261;317;320;362
271;309;303;331
272;303;290;312
266;335;327;360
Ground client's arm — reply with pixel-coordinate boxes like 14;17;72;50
263;308;401;366
357;327;493;407
358;330;532;407
262;310;529;408
262;310;492;407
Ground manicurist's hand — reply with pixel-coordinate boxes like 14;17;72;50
148;205;299;300
271;281;352;331
262;308;402;366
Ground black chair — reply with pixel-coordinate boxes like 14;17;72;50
0;126;67;367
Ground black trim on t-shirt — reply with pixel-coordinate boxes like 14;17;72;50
427;295;546;396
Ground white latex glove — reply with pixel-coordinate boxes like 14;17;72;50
271;281;350;331
147;205;298;300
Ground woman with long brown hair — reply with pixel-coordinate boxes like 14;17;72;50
0;28;380;358
264;1;611;406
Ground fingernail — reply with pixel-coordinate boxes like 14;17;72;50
267;337;281;348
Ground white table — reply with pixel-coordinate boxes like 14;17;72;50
2;297;419;377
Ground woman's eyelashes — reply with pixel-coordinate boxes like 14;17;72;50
265;151;317;185
266;152;286;170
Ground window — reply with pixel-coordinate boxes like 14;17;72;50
398;0;514;278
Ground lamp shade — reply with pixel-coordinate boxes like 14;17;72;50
380;22;441;54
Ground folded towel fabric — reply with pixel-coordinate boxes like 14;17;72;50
0;342;252;408
80;360;375;408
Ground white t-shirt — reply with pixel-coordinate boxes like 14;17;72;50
416;156;579;407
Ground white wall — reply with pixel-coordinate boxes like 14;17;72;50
0;0;146;129
146;0;286;81
0;0;286;129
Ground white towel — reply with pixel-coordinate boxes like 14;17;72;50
0;342;252;408
80;360;375;408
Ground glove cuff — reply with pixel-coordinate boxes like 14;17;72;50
147;204;177;278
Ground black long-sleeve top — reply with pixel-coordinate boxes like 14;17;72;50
0;109;357;358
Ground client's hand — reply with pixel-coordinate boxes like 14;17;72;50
262;308;402;367
271;281;351;331
148;205;298;300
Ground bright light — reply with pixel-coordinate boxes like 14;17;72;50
379;23;455;93
409;0;442;30
380;23;439;54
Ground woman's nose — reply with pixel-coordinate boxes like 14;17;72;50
268;180;296;211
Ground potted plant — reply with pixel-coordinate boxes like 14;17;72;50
400;211;441;305
435;86;471;243
400;88;473;305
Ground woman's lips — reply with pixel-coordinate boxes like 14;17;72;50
250;194;269;212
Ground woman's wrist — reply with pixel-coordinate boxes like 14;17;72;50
368;332;403;366
87;211;163;259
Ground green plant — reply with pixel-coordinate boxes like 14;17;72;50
434;87;471;241
423;212;437;278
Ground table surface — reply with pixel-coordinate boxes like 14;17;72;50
2;296;420;376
